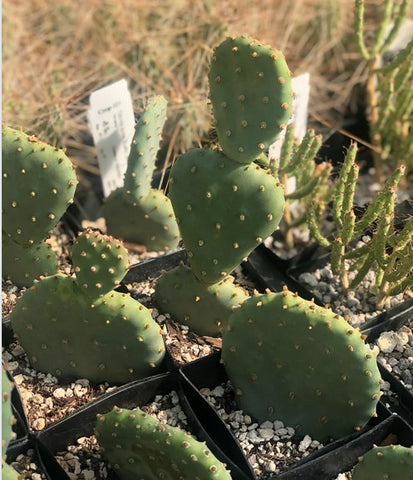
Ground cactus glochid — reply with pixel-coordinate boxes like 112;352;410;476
103;95;180;252
221;287;382;441
2;126;78;286
10;229;165;384
95;405;232;480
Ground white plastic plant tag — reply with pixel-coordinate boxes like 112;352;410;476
269;72;311;163
87;79;135;197
380;18;413;66
269;72;311;199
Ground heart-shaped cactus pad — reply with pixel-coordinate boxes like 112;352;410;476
169;149;285;284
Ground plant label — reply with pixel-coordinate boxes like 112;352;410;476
88;79;135;197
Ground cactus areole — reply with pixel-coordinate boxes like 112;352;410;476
222;288;382;441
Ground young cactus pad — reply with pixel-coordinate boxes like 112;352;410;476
2;126;77;247
169;149;285;284
95;405;232;480
155;264;248;336
104;96;180;251
2;369;16;454
209;35;293;163
221;287;382;441
10;230;165;384
352;444;413;480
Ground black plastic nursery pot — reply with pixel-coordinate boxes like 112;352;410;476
178;351;410;480
35;369;253;480
5;435;69;480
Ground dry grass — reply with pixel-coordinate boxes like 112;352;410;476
2;0;407;171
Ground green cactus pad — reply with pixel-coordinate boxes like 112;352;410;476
155;264;248;336
209;35;293;163
123;95;168;199
221;288;382;441
104;188;180;252
2;126;77;246
2;369;16;453
103;96;180;252
169;148;284;284
71;228;130;297
10;274;165;383
352;445;413;480
95;405;232;480
2;238;58;287
1;462;20;480
10;230;165;384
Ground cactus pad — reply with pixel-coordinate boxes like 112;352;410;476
103;96;180;252
155;264;248;336
10;230;165;384
2;369;16;453
352;444;413;480
221;288;382;441
2;238;58;286
209;35;293;163
104;188;180;252
71;228;129;297
2;126;77;246
95;405;232;480
169;148;284;284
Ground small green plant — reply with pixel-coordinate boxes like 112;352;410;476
307;142;411;306
155;35;293;334
2;126;78;287
95;405;232;479
354;0;413;183
221;287;382;441
352;444;413;479
103;95;180;252
10;228;165;384
270;123;333;250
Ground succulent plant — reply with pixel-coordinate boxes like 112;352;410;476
352;444;413;480
2;369;19;480
221;287;382;441
95;405;232;480
103;95;180;251
167;35;292;286
155;263;248;336
2;126;78;287
10;229;165;384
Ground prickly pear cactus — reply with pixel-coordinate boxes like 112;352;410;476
155;264;248;336
95;405;232;480
2;369;16;454
169;148;284;284
221;287;382;441
104;96;180;251
209;35;293;163
10;229;165;384
2;462;20;480
2;126;78;286
352;444;413;480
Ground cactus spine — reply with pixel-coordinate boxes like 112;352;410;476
10;229;165;383
103;96;180;251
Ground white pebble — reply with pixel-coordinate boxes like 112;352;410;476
53;388;66;399
377;332;398;353
298;434;312;452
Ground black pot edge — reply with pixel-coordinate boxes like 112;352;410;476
35;369;252;480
